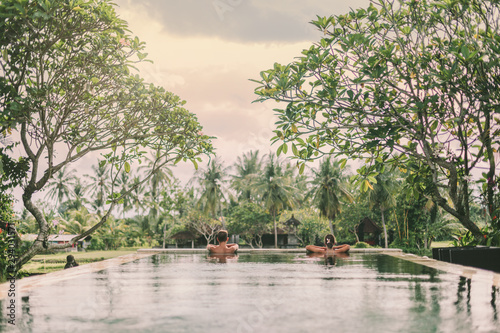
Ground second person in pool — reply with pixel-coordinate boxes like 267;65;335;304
207;229;239;254
306;234;350;255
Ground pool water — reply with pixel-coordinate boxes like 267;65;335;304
1;253;500;332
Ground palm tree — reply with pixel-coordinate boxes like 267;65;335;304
70;178;87;210
139;152;173;226
57;177;89;215
85;163;112;215
231;150;264;202
60;206;98;235
116;169;133;218
193;158;229;226
309;157;354;234
125;175;144;214
365;168;399;248
45;166;76;208
255;155;296;248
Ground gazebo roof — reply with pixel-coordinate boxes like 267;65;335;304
357;217;382;233
285;214;301;227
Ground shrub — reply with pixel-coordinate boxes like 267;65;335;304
354;242;371;248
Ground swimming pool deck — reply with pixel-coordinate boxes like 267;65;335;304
1;248;500;300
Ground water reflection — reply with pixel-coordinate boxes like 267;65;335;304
305;251;350;267
455;276;472;314
2;253;500;332
207;254;239;263
492;286;498;321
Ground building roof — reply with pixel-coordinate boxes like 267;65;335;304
285;214;301;227
357;217;382;233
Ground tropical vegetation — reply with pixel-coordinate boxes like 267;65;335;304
1;0;499;279
252;0;500;245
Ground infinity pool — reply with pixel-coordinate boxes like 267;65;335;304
1;252;500;332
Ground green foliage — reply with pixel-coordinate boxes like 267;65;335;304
451;227;495;247
451;230;478;247
281;208;331;246
0;0;213;268
0;149;29;191
354;242;371;249
0;194;16;282
308;157;353;233
252;0;500;240
390;233;420;254
335;196;377;242
228;202;271;247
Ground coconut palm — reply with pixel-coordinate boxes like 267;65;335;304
60;206;99;235
254;155;297;248
193;158;229;226
116;169;133;218
231;150;264;202
139;152;173;228
85;163;112;215
139;151;173;200
309;157;354;234
129;175;146;214
92;215;128;250
45;166;76;208
365;168;399;248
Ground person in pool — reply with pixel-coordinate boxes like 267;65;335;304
207;229;239;254
305;234;350;255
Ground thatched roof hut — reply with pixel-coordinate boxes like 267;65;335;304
285;214;301;228
170;231;197;248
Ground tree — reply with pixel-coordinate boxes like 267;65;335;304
0;0;212;269
64;177;88;212
116;169;132;218
59;206;98;235
129;175;147;215
231;150;264;202
363;166;399;248
44;167;76;208
183;209;221;245
84;163;112;215
139;151;173;221
228;201;272;248
309;157;353;234
254;155;296;248
252;0;500;242
193;158;228;226
280;208;331;247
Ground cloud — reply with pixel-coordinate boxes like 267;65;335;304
116;0;372;43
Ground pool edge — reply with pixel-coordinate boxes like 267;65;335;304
4;248;499;300
136;248;404;254
385;252;500;287
0;252;155;300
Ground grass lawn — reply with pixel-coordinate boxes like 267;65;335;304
20;248;141;276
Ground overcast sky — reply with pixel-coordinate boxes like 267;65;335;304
107;0;371;182
12;0;373;211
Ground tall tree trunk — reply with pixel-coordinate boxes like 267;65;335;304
381;209;388;248
274;213;278;248
328;220;334;234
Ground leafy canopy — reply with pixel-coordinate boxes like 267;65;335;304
252;0;500;239
0;0;213;267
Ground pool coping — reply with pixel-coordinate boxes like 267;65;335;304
0;252;155;300
385;252;500;287
136;248;404;254
2;248;500;300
